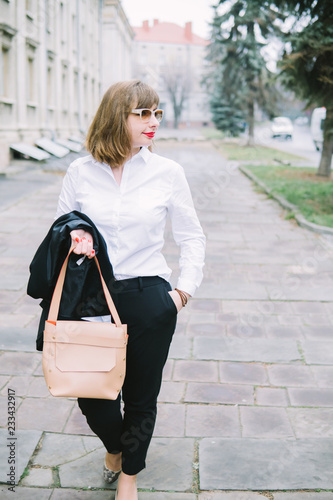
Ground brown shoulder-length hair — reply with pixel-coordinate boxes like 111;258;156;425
86;80;160;167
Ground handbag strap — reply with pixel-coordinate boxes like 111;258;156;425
47;244;122;327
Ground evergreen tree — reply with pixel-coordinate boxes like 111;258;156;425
208;51;246;136
210;86;246;137
207;0;284;145
276;0;333;176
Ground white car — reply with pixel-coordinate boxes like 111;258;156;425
271;117;293;140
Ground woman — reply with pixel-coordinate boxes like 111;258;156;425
55;80;205;499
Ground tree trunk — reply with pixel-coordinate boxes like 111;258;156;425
247;98;255;146
173;101;182;129
317;106;333;177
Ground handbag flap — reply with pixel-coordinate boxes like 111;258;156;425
55;342;116;372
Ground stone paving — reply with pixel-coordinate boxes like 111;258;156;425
0;139;333;499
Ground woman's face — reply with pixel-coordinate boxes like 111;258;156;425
127;105;161;153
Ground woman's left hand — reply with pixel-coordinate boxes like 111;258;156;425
168;289;190;313
70;229;95;259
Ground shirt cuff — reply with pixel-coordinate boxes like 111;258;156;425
175;278;197;297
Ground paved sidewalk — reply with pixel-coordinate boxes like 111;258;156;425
0;140;333;499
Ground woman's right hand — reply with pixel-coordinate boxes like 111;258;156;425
168;290;183;313
70;229;95;259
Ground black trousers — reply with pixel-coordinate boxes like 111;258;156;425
78;276;177;475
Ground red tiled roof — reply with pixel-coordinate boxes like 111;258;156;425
133;19;208;46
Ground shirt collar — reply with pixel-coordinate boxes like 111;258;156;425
128;147;151;165
92;147;151;169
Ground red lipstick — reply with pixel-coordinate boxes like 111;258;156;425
143;132;155;138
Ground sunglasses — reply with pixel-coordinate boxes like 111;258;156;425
131;108;164;122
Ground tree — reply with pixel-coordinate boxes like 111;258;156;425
161;66;190;129
206;33;247;136
276;0;333;177
207;0;284;145
209;73;247;137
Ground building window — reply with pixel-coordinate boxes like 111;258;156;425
0;25;16;98
25;0;35;18
45;0;53;33
73;70;78;112
81;25;86;60
72;14;77;52
60;2;67;44
62;68;68;110
83;75;88;106
175;55;182;67
27;56;35;101
26;37;38;102
0;47;9;97
140;46;147;64
91;78;95;102
47;65;54;106
159;51;166;66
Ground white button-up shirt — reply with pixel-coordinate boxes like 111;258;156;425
56;147;205;296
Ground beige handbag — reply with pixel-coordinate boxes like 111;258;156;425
42;245;128;399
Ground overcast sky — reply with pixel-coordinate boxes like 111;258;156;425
120;0;216;39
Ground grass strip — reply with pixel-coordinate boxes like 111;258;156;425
245;164;333;228
218;141;305;163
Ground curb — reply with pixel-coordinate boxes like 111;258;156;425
239;165;333;237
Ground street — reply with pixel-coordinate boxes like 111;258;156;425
255;123;328;167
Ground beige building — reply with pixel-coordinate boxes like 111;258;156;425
0;0;133;167
131;19;209;128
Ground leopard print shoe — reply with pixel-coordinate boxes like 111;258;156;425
103;463;121;484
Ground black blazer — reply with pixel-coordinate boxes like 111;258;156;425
27;211;115;350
